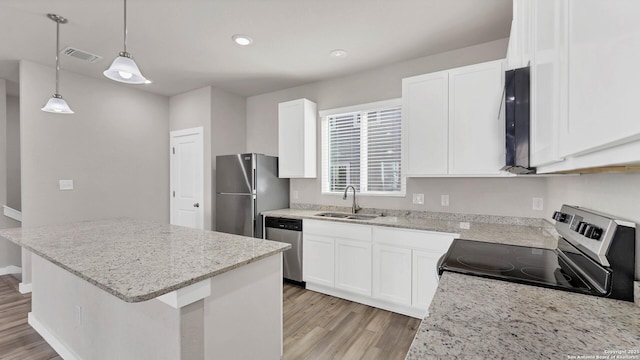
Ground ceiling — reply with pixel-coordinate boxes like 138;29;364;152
0;0;512;98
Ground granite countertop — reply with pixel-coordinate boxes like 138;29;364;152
262;207;557;249
406;272;640;359
0;218;290;303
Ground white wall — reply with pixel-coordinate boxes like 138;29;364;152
546;173;640;278
169;87;213;230
20;60;170;228
0;79;21;270
169;86;246;231
6;95;20;211
246;38;548;218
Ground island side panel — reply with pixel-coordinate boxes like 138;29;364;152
30;255;182;360
204;253;283;359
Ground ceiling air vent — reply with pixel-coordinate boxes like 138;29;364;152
61;47;103;63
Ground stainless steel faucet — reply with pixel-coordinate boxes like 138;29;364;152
343;185;361;214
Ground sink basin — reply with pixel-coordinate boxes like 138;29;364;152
315;212;378;221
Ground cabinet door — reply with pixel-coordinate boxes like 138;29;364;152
507;0;533;70
560;1;640;157
303;234;334;287
530;0;567;167
278;99;316;178
372;244;412;306
448;60;505;175
412;250;442;310
402;71;449;175
335;239;372;296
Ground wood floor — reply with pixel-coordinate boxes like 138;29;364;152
0;276;419;359
0;275;61;360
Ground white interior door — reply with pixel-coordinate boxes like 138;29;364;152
170;127;204;229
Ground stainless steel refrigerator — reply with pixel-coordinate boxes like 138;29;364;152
215;154;289;238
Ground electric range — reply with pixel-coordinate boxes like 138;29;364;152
438;205;636;301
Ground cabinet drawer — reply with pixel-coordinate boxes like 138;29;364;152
372;227;454;252
304;219;371;242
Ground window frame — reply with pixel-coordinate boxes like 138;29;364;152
320;98;406;197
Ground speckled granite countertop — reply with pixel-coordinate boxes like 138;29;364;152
406;272;640;359
0;218;289;303
262;207;557;249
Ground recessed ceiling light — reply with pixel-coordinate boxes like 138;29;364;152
232;34;253;46
329;49;348;58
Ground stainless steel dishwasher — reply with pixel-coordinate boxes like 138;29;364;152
264;217;304;286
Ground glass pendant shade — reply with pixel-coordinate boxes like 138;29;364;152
103;52;150;84
42;94;74;114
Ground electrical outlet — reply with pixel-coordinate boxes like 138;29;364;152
533;197;544;211
59;179;74;190
293;190;299;200
412;193;424;205
441;195;450;207
459;222;470;229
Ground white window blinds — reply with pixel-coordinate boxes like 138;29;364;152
321;100;404;196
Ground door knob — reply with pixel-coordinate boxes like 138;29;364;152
193;203;200;208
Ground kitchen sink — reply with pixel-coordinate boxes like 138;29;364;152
315;212;378;221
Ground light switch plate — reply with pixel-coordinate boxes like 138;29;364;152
59;180;74;190
459;222;470;229
441;195;450;207
412;193;424;205
532;197;544;211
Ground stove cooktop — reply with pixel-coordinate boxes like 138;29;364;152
438;239;599;295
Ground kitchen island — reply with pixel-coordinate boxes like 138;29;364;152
0;218;290;360
406;272;640;359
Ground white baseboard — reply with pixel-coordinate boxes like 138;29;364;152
3;205;22;222
0;265;21;276
19;282;32;294
28;312;80;360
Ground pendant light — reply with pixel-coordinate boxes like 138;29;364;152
41;14;74;114
103;0;151;84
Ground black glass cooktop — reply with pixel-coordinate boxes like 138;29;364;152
438;239;603;295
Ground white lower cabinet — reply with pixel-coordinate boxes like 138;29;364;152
303;219;456;319
303;233;335;287
372;244;412;305
412;250;443;310
335;239;372;296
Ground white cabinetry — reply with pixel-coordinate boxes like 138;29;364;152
412;250;443;309
402;60;506;177
278;99;317;178
372;244;412;306
335;239;372;296
303;233;335;287
560;1;640;158
403;72;449;175
530;0;567;167
506;0;533;70
448;61;505;175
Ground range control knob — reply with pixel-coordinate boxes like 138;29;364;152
552;211;568;222
586;226;603;240
577;222;588;234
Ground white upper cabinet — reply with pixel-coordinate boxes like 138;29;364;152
278;99;317;178
448;60;505;175
530;0;567;167
507;0;533;70
402;60;506;177
559;0;640;158
402;71;449;175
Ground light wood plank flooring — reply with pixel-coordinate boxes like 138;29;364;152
0;276;419;359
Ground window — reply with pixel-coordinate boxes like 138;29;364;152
321;99;404;196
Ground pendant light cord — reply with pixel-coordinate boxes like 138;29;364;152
55;18;60;94
123;0;128;53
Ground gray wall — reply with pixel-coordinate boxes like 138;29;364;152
246;38;549;219
169;86;246;230
6;95;20;211
20;60;170;228
0;79;21;270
